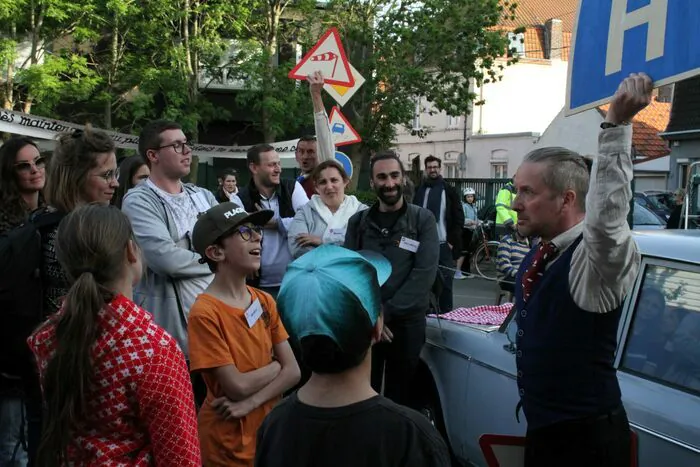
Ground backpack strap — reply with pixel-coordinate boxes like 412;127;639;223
356;209;371;250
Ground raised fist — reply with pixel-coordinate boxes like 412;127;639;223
307;70;324;95
606;73;653;125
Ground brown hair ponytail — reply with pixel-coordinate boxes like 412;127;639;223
36;204;134;466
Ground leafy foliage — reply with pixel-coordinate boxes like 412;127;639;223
0;0;517;171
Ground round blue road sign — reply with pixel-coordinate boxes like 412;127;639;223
334;151;353;178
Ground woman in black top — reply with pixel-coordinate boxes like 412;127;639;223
0;136;46;234
22;128;119;465
0;136;46;466
112;155;150;209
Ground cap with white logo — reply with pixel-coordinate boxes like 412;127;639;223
192;201;274;261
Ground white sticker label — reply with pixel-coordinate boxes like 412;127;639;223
245;299;264;328
398;236;420;253
328;228;347;243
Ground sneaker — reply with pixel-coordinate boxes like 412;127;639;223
464;273;474;279
454;271;466;280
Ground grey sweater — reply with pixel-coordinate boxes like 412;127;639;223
121;182;217;357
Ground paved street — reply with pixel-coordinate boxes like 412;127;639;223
452;275;503;309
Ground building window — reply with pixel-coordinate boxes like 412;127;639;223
492;163;508;179
507;32;525;58
412;97;422;130
447;115;461;129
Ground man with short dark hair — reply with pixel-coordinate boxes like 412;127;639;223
512;73;653;466
122;119;217;356
296;71;335;198
413;155;464;312
256;245;450;467
238;144;308;298
345;151;439;408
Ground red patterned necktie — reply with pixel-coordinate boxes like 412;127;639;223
521;242;558;301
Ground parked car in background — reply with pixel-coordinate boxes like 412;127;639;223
635;192;671;220
417;230;700;467
633;200;666;230
644;190;677;211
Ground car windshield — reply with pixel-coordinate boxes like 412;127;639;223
634;201;664;226
646;195;670;211
649;193;675;210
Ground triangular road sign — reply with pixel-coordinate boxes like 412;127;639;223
289;27;355;87
325;62;365;107
328;107;361;147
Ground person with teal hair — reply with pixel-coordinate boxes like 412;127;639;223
256;245;450;467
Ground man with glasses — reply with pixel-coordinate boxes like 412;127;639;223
296;71;335;198
238;144;309;298
122;120;218;358
413;155;464;313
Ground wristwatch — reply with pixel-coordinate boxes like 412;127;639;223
600;122;618;129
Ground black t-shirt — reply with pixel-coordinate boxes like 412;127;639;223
369;201;408;231
255;393;451;467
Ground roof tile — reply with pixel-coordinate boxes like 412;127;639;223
499;0;579;33
600;98;671;158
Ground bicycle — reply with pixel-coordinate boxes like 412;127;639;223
471;220;500;281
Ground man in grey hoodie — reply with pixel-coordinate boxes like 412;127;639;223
122;120;217;358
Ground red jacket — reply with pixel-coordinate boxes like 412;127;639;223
28;294;201;466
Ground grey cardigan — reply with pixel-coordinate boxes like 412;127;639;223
287;196;367;258
121;182;217;357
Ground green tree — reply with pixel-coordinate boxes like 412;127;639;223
0;0;94;113
318;0;518;187
230;0;319;142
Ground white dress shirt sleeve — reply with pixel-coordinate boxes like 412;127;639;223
315;110;335;163
280;182;310;232
570;125;641;313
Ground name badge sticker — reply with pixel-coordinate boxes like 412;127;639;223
398;236;420;253
328;228;347;242
245;299;264;328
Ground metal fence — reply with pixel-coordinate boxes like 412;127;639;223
445;178;510;212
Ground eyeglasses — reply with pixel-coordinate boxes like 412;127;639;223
14;157;46;172
235;225;263;242
93;168;120;182
155;141;191;154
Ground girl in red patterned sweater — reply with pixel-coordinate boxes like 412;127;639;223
28;204;201;466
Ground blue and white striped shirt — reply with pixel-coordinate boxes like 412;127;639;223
497;235;532;278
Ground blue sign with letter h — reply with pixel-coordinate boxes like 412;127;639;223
567;0;700;114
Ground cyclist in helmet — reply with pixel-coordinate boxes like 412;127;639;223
455;188;478;279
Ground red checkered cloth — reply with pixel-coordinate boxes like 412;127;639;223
429;303;514;326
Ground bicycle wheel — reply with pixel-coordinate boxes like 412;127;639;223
472;241;499;281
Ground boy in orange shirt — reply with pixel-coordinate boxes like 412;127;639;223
188;202;301;466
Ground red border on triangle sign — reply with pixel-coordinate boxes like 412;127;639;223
329;107;361;147
288;27;355;87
